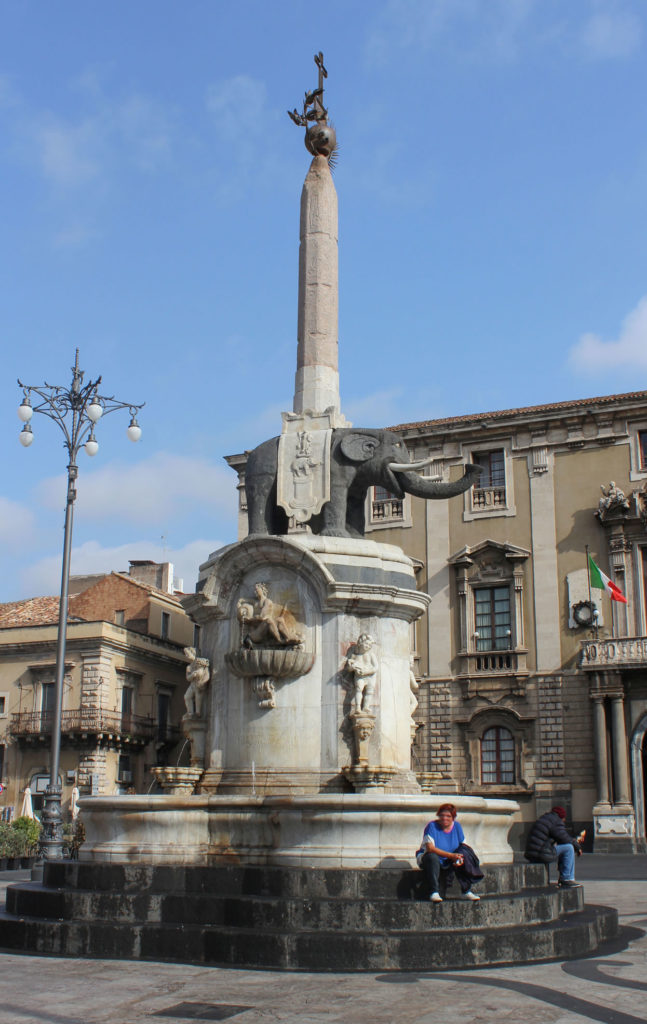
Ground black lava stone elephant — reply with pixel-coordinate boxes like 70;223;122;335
244;428;482;538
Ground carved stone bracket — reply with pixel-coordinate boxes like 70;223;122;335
342;765;397;792
227;647;315;709
150;766;204;795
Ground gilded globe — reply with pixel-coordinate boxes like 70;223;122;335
305;123;337;159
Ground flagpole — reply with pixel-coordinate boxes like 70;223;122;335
585;544;598;636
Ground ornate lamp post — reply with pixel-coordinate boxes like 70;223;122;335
17;350;144;860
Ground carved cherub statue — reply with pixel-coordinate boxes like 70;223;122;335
345;633;379;714
599;481;628;512
236;583;304;647
409;655;419;716
183;646;211;718
409;655;420;741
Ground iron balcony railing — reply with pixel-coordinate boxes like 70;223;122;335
10;708;157;743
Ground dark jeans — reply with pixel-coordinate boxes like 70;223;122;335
420;852;473;894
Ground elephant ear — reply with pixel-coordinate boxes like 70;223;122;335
340;433;380;463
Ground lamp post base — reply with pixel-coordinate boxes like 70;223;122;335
40;784;64;860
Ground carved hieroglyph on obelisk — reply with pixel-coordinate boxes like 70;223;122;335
278;53;348;526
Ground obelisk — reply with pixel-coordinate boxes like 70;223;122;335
278;53;348;527
289;52;342;420
294;153;339;417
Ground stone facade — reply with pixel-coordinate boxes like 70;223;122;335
227;389;647;852
0;562;193;821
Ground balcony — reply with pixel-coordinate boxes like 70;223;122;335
580;636;647;671
10;708;156;747
371;498;404;522
472;486;506;510
458;648;528;699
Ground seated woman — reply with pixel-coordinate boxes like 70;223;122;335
416;803;481;902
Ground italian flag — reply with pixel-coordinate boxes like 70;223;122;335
588;555;628;604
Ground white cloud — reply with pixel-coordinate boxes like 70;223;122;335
581;9;642;59
53;219;98;249
10;75;177;190
36;117;102;186
569;296;647;372
365;0;536;64
0;497;37;547
344;388;405;426
18;537;226;599
366;0;643;64
113;94;173;171
37;452;237;525
205;75;284;198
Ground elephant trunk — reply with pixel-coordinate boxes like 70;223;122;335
393;463;482;500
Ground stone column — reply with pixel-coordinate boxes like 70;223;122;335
591;692;610;807
610;694;631;805
528;451;561;670
293;154;339;417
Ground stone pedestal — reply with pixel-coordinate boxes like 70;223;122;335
181;714;208;767
184;534;429;798
593;802;637;853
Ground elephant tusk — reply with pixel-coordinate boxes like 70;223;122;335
388;456;436;473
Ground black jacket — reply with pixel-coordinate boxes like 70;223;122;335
524;811;581;863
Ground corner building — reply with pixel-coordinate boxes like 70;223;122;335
376;389;647;853
0;561;193;821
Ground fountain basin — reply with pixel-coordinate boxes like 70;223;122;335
78;792;519;868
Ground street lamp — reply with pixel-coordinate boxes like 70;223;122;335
17;350;144;860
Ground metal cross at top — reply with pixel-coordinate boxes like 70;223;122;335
314;51;327;116
288;51;329;128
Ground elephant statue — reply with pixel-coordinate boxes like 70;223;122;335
244;428;482;538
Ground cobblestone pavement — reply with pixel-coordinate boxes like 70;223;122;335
0;857;645;1024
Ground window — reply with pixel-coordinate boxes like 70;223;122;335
371;486;404;522
118;754;133;786
475;587;512;651
481;726;515;784
41;683;56;713
161;612;170;639
640;431;647;470
121;686;134;731
157;691;171;743
472;450;506;509
0;696;6;717
115;609;125;626
0;743;4;780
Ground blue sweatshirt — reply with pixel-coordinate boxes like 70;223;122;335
416;819;465;866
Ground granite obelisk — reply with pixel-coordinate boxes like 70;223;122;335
290;51;341;420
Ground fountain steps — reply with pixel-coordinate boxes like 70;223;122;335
0;862;617;971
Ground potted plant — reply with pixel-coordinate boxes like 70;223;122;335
0;822;12;869
11;815;42;867
0;824;23;869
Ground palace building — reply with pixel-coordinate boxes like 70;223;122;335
229;389;647;852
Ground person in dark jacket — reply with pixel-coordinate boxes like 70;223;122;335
524;806;585;887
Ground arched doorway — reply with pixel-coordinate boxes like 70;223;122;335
630;713;647;842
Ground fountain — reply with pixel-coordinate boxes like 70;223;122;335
1;54;617;970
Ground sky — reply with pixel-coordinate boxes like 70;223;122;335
1;0;646;602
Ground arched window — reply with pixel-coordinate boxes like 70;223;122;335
481;726;515;784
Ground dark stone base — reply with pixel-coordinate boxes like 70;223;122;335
594;836;646;855
0;861;617;972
